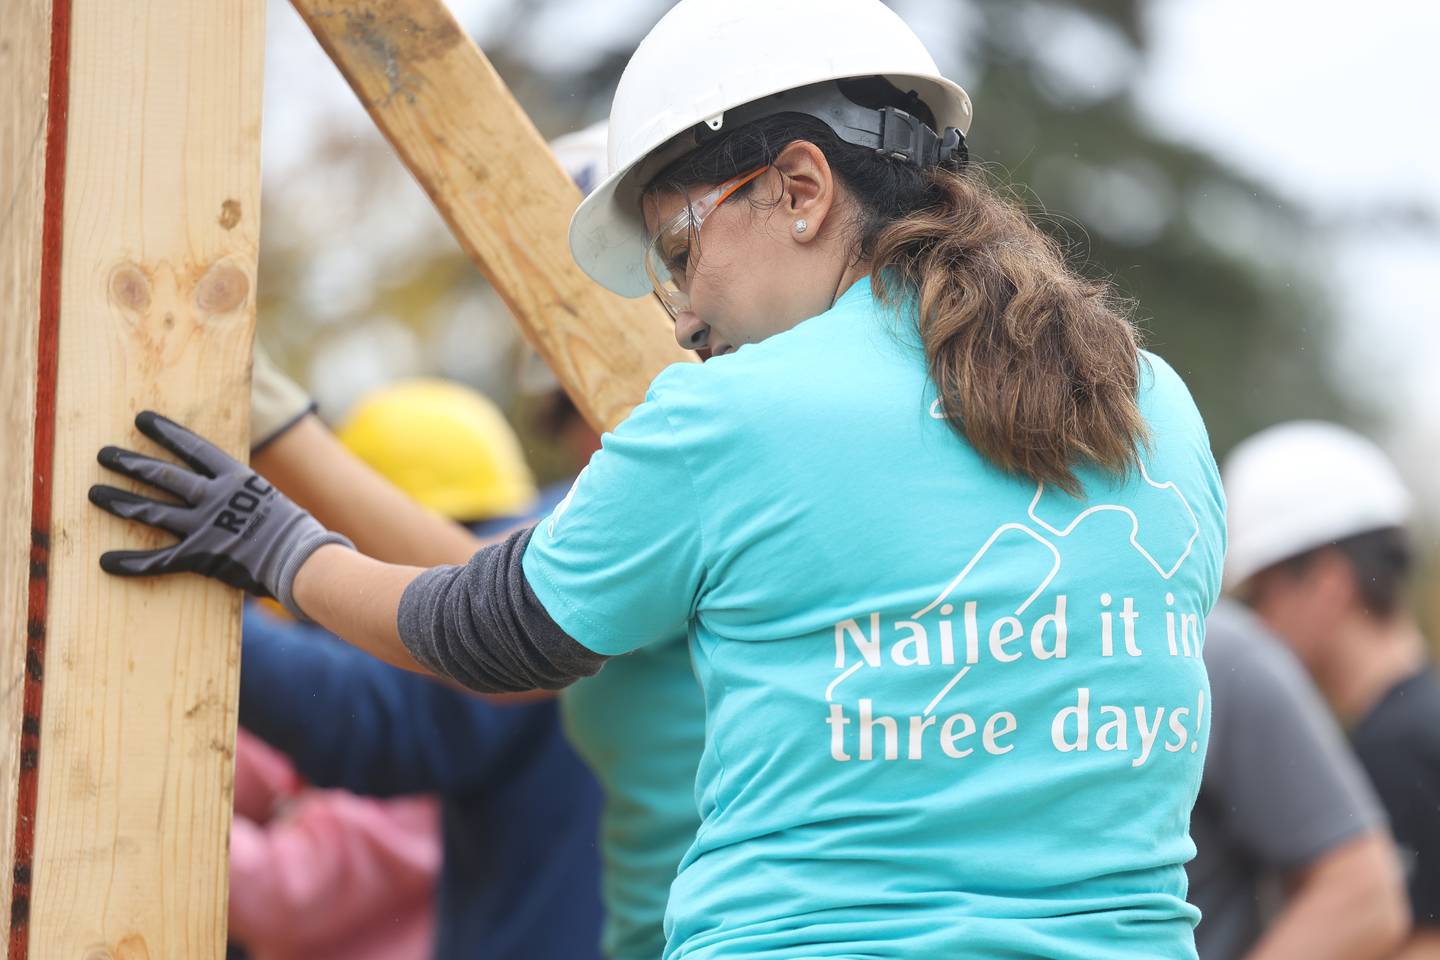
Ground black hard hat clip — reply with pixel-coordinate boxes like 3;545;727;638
876;106;968;168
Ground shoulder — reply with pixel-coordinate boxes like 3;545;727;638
646;316;841;408
646;288;913;435
1203;601;1275;667
1138;350;1206;431
1203;602;1317;707
1138;349;1190;392
1356;672;1440;757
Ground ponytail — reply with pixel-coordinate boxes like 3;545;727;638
871;168;1146;495
650;96;1147;496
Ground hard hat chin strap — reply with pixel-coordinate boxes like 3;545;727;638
693;80;969;169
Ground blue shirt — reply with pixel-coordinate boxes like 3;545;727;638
238;604;605;959
524;277;1226;959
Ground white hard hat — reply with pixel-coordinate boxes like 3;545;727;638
1222;421;1412;589
549;121;610;196
515;123;610;400
569;0;973;298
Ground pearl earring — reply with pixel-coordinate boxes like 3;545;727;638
793;219;808;234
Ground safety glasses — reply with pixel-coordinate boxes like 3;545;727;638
644;165;769;320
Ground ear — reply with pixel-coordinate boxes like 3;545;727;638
770;140;835;244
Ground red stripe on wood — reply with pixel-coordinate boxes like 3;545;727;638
9;0;73;954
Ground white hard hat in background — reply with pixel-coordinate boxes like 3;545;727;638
550;120;610;197
569;0;973;298
1222;421;1412;589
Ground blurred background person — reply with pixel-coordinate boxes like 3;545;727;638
237;376;605;959
1224;422;1440;957
1188;599;1407;960
228;729;441;960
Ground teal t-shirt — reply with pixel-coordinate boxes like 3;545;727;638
559;640;705;960
525;278;1226;959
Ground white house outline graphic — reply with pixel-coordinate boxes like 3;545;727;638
825;462;1201;715
1025;462;1201;581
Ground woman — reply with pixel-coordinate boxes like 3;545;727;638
91;0;1225;956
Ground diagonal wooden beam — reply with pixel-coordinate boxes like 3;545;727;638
289;0;695;434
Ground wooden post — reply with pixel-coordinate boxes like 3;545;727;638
0;1;265;957
290;0;697;434
0;0;54;950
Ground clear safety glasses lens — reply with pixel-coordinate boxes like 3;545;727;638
643;165;769;320
644;216;696;320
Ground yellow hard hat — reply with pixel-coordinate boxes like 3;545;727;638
337;379;538;522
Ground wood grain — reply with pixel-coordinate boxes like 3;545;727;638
290;0;696;434
6;1;266;956
0;0;54;949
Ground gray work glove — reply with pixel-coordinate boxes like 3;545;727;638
89;411;353;619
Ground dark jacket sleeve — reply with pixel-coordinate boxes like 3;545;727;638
239;603;555;797
397;525;608;693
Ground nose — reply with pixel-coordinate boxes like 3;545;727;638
673;311;709;350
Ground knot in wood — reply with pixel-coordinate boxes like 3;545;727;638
218;198;242;230
194;262;249;314
108;264;151;312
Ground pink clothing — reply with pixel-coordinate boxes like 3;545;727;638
233;730;301;822
229;731;441;960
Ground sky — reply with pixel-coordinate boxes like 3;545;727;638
1135;0;1440;511
260;0;1440;508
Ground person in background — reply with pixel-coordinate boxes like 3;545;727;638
1224;421;1440;959
334;378;539;524
228;728;441;960
236;375;605;960
227;355;444;960
1188;599;1407;959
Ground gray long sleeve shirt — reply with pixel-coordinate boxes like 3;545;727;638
397;526;609;693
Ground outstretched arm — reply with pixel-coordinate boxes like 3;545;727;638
90;383;708;691
293;527;606;692
247;347;489;566
290;542;426;673
254;414;484;567
91;411;606;693
247;356;555;701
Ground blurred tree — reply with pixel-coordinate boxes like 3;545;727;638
952;0;1353;456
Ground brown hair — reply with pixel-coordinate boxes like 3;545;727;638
870;169;1147;495
1254;526;1414;620
651;86;1147;495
